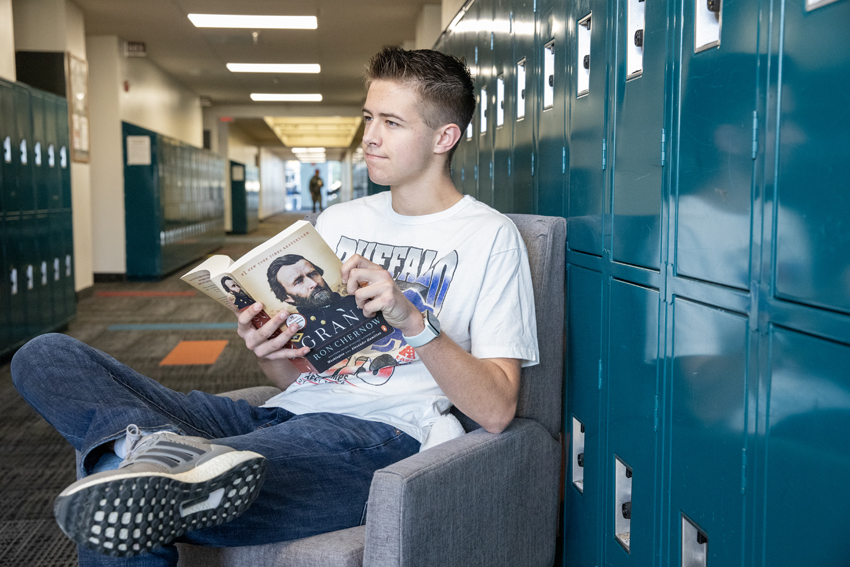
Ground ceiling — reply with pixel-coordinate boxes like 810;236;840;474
75;0;441;147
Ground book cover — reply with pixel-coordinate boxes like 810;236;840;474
181;220;395;373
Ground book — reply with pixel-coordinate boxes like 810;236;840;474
181;220;395;374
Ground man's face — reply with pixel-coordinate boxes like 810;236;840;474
224;279;241;293
275;259;334;308
361;80;440;188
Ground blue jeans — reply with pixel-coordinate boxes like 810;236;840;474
11;334;420;567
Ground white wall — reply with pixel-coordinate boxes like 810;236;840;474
86;36;124;273
119;56;202;147
224;125;259;231
0;0;16;81
259;149;288;219
416;4;443;50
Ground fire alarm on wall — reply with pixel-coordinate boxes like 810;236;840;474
124;81;130;92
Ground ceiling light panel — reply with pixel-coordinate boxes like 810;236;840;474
227;63;320;73
251;94;322;102
188;14;317;29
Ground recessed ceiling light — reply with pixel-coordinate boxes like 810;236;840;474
291;147;326;153
227;63;320;74
251;93;322;102
188;14;317;29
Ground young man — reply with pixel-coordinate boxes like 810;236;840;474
11;47;538;566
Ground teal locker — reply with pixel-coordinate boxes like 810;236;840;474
30;90;53;331
477;0;495;207
672;0;761;290
610;0;670;270
568;0;609;255
772;0;850;314
491;0;515;213
12;84;40;339
667;299;748;567
0;79;12;352
605;280;661;565
45;94;66;323
55;96;74;322
511;0;536;214
534;0;567;218
564;263;603;567
461;4;479;199
763;328;850;566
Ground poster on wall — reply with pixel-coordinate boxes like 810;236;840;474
66;53;90;163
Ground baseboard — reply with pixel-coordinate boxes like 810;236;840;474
93;273;127;283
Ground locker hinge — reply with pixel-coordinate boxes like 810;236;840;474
475;46;479;65
598;360;602;390
562;146;566;174
490;160;493;179
602;139;607;170
474;164;479;180
533;0;537;12
491;32;495;50
508;156;511;177
660;128;666;167
751;111;758;160
741;448;747;494
653;395;659;431
461;167;465;182
531;152;535;176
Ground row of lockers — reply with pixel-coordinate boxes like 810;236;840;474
437;0;849;565
0;78;75;356
123;122;226;279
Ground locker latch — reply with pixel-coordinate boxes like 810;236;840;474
634;29;644;47
583;55;590;70
707;0;721;12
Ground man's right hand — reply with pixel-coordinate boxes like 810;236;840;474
237;302;311;361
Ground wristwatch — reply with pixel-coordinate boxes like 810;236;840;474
402;310;441;347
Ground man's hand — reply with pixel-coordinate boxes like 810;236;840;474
237;303;310;360
237;303;309;390
341;254;424;337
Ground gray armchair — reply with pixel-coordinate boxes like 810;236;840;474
177;213;567;567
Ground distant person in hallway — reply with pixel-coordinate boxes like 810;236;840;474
309;169;324;212
11;47;538;566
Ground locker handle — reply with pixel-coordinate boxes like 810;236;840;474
622;501;631;519
10;268;17;295
3;136;10;163
707;0;721;12
577;452;585;467
582;16;591;29
583;55;590;70
697;531;708;545
634;29;644;47
548;75;554;87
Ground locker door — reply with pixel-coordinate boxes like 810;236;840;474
668;299;748;567
610;0;670;270
606;280;661;565
511;0;536;214
45;94;65;323
492;0;515;213
477;0;495;207
564;264;604;567
461;5;479;199
0;79;9;352
673;0;760;290
772;0;850;314
56;97;74;320
30;90;53;331
534;0;566;218
568;0;610;256
13;84;39;339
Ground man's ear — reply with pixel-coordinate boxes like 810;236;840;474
434;124;462;155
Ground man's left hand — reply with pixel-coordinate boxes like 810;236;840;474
341;254;424;336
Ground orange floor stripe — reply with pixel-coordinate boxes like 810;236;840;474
160;340;228;366
97;291;197;297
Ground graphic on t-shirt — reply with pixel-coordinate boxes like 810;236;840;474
291;235;459;388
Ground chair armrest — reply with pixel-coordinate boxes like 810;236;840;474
216;386;282;406
363;419;561;567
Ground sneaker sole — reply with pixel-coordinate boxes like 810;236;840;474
54;452;267;557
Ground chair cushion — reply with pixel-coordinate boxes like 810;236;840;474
177;525;365;567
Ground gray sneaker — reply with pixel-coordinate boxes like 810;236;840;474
54;425;267;557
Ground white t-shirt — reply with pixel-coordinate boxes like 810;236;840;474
263;192;539;442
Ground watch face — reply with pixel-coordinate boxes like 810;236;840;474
425;310;440;333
